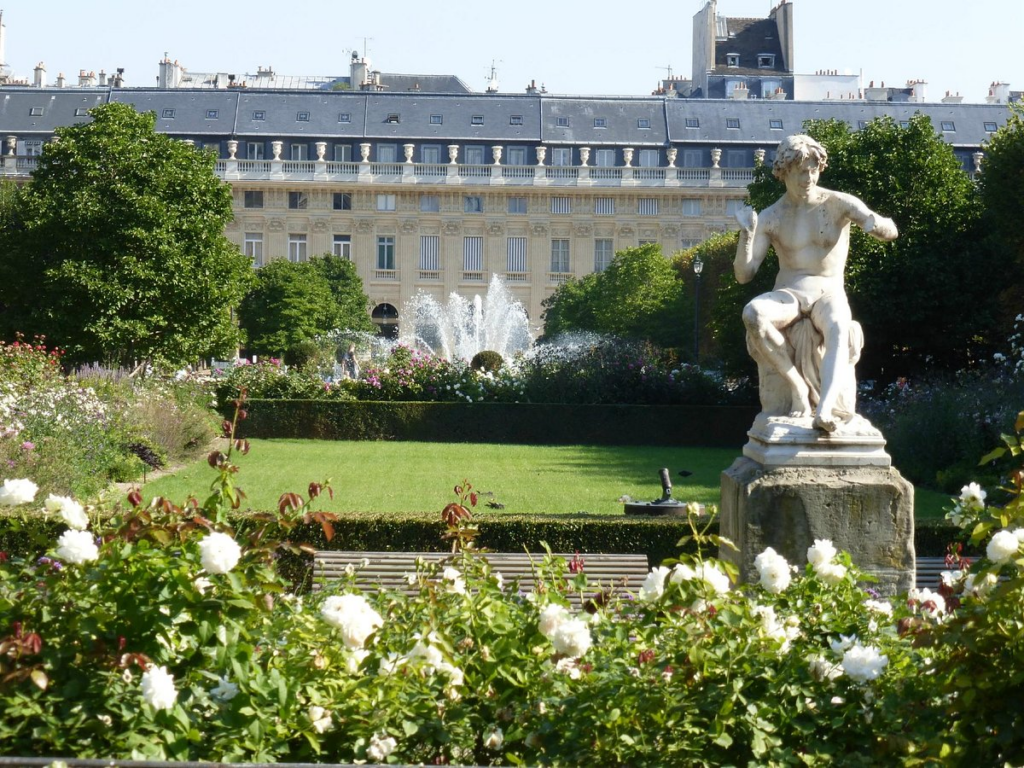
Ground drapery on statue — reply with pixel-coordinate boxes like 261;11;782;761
735;134;898;433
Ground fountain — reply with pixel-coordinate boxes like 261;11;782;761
400;275;532;362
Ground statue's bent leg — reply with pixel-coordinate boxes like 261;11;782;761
742;298;810;418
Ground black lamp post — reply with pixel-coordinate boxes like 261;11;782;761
693;255;704;364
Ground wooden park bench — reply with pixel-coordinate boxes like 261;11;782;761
312;551;959;597
313;550;650;599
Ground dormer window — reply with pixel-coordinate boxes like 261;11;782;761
556;117;569;127
429;114;443;125
769;119;783;130
758;54;775;69
637;118;651;129
74;108;88;117
726;54;740;67
940;121;955;132
726;118;740;129
471;115;484;125
29;107;44;116
296;111;310;122
338;112;351;123
510;115;524;125
685;117;699;128
984;121;998;132
594;118;607;128
385;113;400;124
206;109;219;119
252;110;266;121
161;108;175;119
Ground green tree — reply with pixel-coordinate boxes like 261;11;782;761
540;244;685;349
977;102;1024;330
237;255;372;362
737;114;1000;380
307;254;375;335
0;103;254;367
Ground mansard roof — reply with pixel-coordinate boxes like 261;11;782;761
0;86;1009;151
714;16;788;74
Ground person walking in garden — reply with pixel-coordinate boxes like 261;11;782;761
734;134;898;433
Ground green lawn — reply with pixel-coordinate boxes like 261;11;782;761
141;439;951;519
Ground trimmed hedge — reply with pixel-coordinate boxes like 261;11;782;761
227;400;760;447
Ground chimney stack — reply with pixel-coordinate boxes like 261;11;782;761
33;62;45;88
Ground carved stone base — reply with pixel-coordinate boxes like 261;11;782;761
720;457;915;596
743;413;890;469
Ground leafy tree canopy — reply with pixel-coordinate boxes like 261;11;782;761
237;255;373;361
978;102;1024;328
0;103;255;368
541;244;686;349
742;114;1002;380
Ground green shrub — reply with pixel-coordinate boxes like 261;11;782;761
470;350;503;373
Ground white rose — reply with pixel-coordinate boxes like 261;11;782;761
754;548;791;594
806;539;837;569
959;482;987;507
963;572;999;599
321;594;384;650
367;733;397;762
841;643;888;683
483;726;504;750
308;705;333;733
808;654;843;682
549;617;592;658
815;561;848;585
210;677;239;702
198;531;242;575
987;529;1020;565
863;599;893;617
669;563;696;583
55;529;99;564
140;665;178;711
696;563;731;595
0;478;38;506
909;587;946;618
638;566;670;601
45;494;89;530
442;566;466;595
538;604;569;638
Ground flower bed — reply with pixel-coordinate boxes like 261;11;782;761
1;409;1023;763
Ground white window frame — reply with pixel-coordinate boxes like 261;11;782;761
332;235;352;260
288;191;308;210
244;233;264;266
550;197;571;214
244;190;264;209
288;234;307;263
551;148;572;167
638;198;659;216
464;196;483;213
550;239;570;273
464;146;485;165
595;149;615;167
594;239;614;272
377;194;397;212
508;196;527;214
334;144;352;162
421;145;442;164
420;194;440;212
595;197;615;215
376;236;396;270
419;236;440;271
247;142;264;160
682;199;702;217
290;144;308;161
463;236;483;271
638;149;660;167
376;144;398;163
506;146;527;165
333;192;352;211
506;237;527;273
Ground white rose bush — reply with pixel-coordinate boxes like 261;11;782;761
1;407;1024;763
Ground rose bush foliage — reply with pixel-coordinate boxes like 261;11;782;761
1;411;1024;763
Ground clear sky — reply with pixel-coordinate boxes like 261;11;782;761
1;0;1020;104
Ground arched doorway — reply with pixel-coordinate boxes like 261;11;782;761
372;303;399;339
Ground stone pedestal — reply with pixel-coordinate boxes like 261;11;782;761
720;444;915;595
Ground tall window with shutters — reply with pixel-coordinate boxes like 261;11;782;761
506;237;527;273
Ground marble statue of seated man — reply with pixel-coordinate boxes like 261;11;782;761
734;134;898;432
